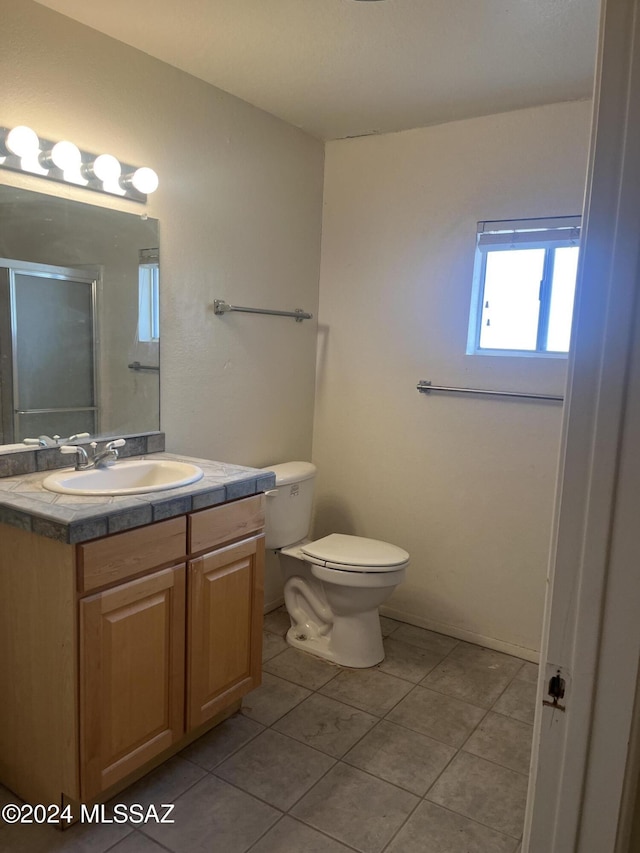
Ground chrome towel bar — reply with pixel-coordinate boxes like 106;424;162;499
213;299;312;322
128;362;160;372
213;299;313;323
416;380;564;402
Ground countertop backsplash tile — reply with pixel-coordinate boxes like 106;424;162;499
0;434;276;544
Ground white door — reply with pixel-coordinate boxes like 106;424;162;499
526;0;640;850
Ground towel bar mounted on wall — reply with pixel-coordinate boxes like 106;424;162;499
128;362;160;372
416;380;564;403
213;299;313;322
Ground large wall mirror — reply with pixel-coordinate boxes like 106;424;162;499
0;185;160;448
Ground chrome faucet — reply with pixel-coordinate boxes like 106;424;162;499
24;432;90;448
60;444;90;470
60;439;126;471
92;439;126;468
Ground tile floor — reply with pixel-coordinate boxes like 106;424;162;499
0;610;537;853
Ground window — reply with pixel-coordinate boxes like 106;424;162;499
138;248;159;342
467;216;580;356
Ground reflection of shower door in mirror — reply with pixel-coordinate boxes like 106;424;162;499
0;262;98;443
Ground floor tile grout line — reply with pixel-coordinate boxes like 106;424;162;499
216;722;342;770
184;627;529;851
136;827;181;853
273;700;380;762
262;692;465;809
240;644;524;850
140;620;531;851
374;775;425;853
211;750;339;823
486;662;538;725
212;715;345;816
118;641;532;848
128;763;224;843
378;690;477;753
202;769;290;817
456;703;534;764
414;707;493;808
437;687;535;780
349;712;463;759
0;623;531;853
485;707;536;727
216;801;281;853
227;682;453;824
100;757;213;822
385;795;525;850
99;828;137;853
414;700;532;804
455;701;503;752
243;812;364;853
241;675;315;726
315;681;409;720
261;662;342;692
408;677;511;710
378;642;532;842
193;660;529;847
266;647;447;689
421;792;525;843
457;742;532;779
326;754;432;800
180;720;267;774
243;814;288;853
501;659;539;695
412;710;528;844
304;678;436;767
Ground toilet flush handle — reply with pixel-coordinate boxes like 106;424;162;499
264;489;278;497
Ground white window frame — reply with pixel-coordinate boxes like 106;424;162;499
467;216;581;358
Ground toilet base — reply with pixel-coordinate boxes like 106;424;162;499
286;608;384;668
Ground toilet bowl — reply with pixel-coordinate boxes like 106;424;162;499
262;462;409;668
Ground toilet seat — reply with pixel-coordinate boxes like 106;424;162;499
301;533;409;573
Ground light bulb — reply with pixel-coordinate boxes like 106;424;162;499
5;125;40;157
131;167;159;194
50;140;82;171
92;154;121;182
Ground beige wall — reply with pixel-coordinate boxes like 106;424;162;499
314;102;592;657
1;0;323;466
2;4;594;641
2;0;324;609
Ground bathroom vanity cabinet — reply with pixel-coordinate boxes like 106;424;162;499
0;494;265;809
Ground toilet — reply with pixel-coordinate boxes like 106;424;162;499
262;462;409;668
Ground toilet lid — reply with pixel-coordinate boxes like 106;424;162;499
301;534;409;573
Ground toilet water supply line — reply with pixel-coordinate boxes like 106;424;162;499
284;577;333;638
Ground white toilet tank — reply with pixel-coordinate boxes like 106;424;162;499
262;462;316;549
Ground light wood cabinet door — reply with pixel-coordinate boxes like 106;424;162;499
187;535;264;729
79;564;186;800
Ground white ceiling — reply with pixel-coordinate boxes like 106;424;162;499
35;0;600;140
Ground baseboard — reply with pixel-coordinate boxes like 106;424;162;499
264;596;284;615
379;605;540;663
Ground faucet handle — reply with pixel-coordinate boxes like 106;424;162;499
60;444;90;469
60;445;81;455
107;439;126;450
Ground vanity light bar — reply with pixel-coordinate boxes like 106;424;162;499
0;125;158;203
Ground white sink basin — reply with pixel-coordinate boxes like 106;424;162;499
43;459;204;496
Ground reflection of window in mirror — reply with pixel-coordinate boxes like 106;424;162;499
138;248;159;342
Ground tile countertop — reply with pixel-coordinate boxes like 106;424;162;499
0;453;276;545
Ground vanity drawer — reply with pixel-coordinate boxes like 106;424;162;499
77;517;187;593
189;495;265;555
